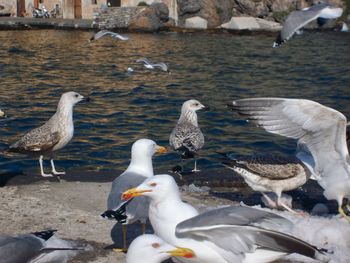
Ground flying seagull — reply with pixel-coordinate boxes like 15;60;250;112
170;99;206;172
229;97;350;223
125;234;194;263
136;58;170;73
122;174;329;263
273;3;343;47
89;29;129;42
221;154;311;212
0;230;86;263
101;139;167;252
9;91;85;177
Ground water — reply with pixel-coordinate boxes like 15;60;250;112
0;30;349;176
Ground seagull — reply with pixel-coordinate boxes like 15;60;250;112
0;230;86;263
101;139;167;252
229;97;350;222
125;234;194;263
0;109;5;118
9;91;85;177
121;174;329;263
136;58;170;73
89;29;129;42
221;154;311;212
170;99;206;172
273;3;343;47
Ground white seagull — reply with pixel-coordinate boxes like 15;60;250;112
101;139;167;251
122;174;329;263
89;29;129;42
136;58;170;73
273;3;343;47
229;97;350;222
9;91;85;177
126;234;194;263
170;99;206;172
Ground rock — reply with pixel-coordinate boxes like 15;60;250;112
128;3;169;32
256;18;282;31
198;0;221;27
271;0;296;12
234;0;269;17
220;16;260;30
185;16;208;29
178;0;201;15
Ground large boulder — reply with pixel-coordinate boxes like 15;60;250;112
220;16;260;30
185;16;208;29
256;18;282;31
178;0;201;15
128;2;169;32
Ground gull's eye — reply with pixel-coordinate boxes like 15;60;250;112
149;182;157;187
75;94;79;98
194;103;199;106
152;243;160;248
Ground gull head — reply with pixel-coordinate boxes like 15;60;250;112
122;174;178;201
60;91;85;107
182;99;206;113
125;234;195;263
131;139;167;159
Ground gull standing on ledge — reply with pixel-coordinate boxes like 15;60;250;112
170;100;206;172
222;154;311;212
136;58;170;73
229;97;350;222
9;91;85;177
126;234;194;263
101;139;167;252
273;3;343;47
122;174;329;263
89;29;129;42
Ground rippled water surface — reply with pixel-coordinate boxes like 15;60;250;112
0;30;349;175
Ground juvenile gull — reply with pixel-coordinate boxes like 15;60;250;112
122;174;329;263
9;91;85;177
126;234;194;263
0;230;86;263
170;99;205;172
229;97;350;222
222;154;311;212
101;139;167;252
273;3;343;47
89;29;129;42
136;58;170;73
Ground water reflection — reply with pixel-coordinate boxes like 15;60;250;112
0;30;349;175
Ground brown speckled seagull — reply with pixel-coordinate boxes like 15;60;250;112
9;91;85;177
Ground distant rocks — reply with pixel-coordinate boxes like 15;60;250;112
185;16;208;29
220;17;282;31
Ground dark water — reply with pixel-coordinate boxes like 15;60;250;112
0;30;349;176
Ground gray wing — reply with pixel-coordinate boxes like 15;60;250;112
169;123;204;153
136;58;151;65
224;154;307;180
112;33;129;41
107;171;149;223
9;123;60;154
93;30;114;40
0;235;44;263
273;4;327;47
153;63;168;71
176;206;326;262
230;98;350;183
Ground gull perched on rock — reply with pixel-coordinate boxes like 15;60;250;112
101;139;167;252
9;91;85;177
122;174;329;263
0;230;86;263
229;97;350;222
136;58;170;73
126;234;194;263
89;29;129;42
170;99;206;172
273;3;343;47
221;154;311;212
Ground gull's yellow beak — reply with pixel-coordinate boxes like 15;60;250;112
155;145;167;154
121;188;152;201
165;247;195;258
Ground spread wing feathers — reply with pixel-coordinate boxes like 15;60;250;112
230;98;350;181
170;124;204;156
9;123;60;154
274;5;326;47
222;154;307;180
176;207;325;261
136;58;151;65
106;171;149;224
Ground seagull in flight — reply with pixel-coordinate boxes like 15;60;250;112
136;58;170;73
89;30;129;42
